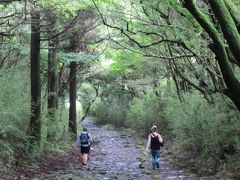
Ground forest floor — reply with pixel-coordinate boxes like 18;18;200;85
2;118;198;180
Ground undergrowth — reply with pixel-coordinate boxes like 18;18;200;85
0;67;72;173
91;88;240;178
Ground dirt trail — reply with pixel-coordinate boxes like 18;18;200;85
54;118;198;180
6;118;198;180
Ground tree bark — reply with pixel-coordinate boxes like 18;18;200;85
47;18;58;141
208;0;240;65
28;10;41;151
224;0;240;33
47;32;58;118
69;61;77;136
183;0;240;110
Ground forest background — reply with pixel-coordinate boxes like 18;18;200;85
0;0;240;178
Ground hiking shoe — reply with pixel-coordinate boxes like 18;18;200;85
156;162;159;168
82;163;87;166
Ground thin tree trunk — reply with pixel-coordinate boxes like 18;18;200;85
28;10;41;151
166;43;183;102
82;85;99;121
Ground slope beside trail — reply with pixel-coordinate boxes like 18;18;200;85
54;118;198;180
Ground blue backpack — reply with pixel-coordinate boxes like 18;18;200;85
80;132;90;146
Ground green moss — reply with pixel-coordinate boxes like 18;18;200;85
209;0;240;64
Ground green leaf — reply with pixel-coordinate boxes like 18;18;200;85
58;52;97;64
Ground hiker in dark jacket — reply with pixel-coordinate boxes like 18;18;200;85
146;125;163;169
76;128;92;166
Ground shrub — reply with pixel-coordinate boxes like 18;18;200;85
41;100;70;150
163;91;240;174
91;97;129;127
0;67;71;171
0;69;30;170
90;84;132;127
126;93;169;136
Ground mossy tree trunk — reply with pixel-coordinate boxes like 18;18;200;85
224;0;240;33
208;0;240;65
47;17;59;141
28;10;41;151
183;0;240;110
48;37;58;116
48;22;58;120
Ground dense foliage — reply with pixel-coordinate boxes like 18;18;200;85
0;0;240;178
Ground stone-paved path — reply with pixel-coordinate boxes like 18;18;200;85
56;119;198;180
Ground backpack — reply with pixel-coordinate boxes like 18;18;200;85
80;132;90;146
151;133;164;147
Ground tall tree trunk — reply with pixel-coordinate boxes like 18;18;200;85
47;36;58;117
69;61;77;136
28;10;41;151
47;24;58;141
